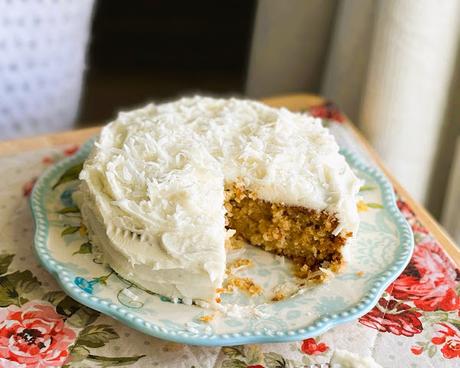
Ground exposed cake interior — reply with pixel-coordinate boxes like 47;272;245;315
224;182;351;278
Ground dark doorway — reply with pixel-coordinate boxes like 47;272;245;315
79;0;256;125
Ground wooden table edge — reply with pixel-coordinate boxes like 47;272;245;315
0;127;101;157
345;122;460;267
1;93;458;266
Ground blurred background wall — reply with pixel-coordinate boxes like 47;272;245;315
0;0;94;139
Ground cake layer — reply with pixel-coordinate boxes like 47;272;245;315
76;122;228;301
75;188;220;300
225;183;348;276
76;96;361;302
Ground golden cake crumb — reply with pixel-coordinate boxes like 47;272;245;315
356;271;365;277
226;258;253;274
224;286;234;293
357;200;369;212
271;292;285;302
216;285;234;294
79;224;88;237
199;314;214;323
224;182;349;280
215;297;222;303
226;277;262;296
226;236;246;250
294;264;310;278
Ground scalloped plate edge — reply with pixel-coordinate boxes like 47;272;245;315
30;138;414;346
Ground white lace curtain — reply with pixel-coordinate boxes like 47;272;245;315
0;0;95;140
246;0;460;241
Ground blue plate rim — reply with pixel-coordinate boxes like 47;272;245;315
30;137;414;346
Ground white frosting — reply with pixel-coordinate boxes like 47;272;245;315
75;96;361;302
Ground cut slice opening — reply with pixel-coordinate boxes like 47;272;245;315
224;182;351;279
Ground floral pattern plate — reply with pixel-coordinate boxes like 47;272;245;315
30;137;413;346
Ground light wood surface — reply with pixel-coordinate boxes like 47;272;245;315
0;127;100;157
1;93;458;266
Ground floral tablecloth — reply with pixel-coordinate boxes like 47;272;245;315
0;107;459;367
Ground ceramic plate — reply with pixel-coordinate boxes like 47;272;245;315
31;137;413;346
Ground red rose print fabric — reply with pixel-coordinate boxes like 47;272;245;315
359;299;423;337
301;338;329;355
391;241;460;312
357;195;460;360
431;323;460;359
0;302;77;368
309;102;346;123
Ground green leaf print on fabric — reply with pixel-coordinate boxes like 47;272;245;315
44;291;100;327
76;324;119;348
56;295;84;317
221;346;262;368
428;344;437;358
245;345;264;364
73;242;93;255
66;347;145;367
0;276;23;307
85;354;147;367
367;202;384;209
221;345;303;368
43;290;67;305
221;359;247;368
52;162;83;189
67;305;100;328
222;346;244;359
0;254;14;275
62;226;80;236
264;352;289;368
7;270;41;294
57;206;80;214
65;345;90;365
0;257;40;307
0;270;41;306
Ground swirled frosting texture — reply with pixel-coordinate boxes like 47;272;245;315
76;96;361;301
